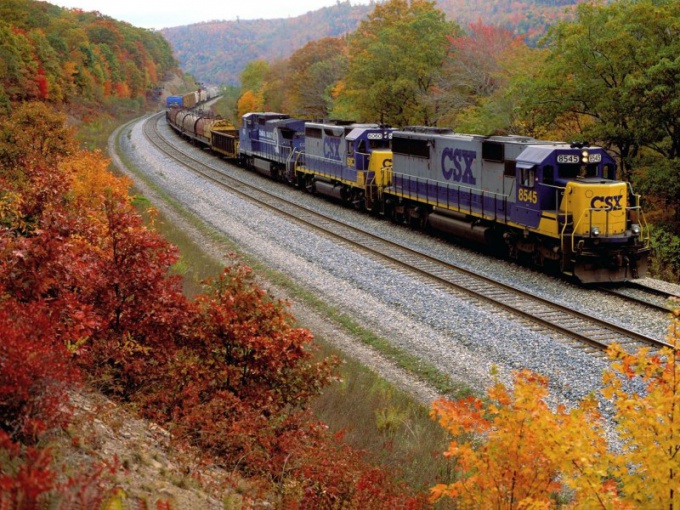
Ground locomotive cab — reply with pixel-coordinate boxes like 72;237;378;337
345;127;393;184
299;121;393;209
515;144;650;283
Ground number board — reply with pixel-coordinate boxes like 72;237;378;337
557;154;580;164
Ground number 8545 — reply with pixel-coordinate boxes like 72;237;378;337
518;188;538;204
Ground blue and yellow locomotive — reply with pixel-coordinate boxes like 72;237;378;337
383;128;649;283
165;105;650;284
295;120;393;210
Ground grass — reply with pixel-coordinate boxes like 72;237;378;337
311;343;459;494
81;112;472;496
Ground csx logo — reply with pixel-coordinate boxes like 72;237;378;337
441;148;477;185
324;137;341;161
590;195;623;210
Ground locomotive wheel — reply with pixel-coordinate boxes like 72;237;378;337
391;208;404;225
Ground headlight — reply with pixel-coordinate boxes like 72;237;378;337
631;224;641;236
591;226;600;237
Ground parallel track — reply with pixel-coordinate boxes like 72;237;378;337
597;282;680;314
144;113;673;355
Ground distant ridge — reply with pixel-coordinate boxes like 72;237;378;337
161;2;373;85
161;0;582;85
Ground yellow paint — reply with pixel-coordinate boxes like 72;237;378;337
370;150;393;187
564;181;627;236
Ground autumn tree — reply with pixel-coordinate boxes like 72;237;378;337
431;370;620;509
236;59;270;116
0;0;176;108
0;20;44;102
240;59;269;96
339;0;459;126
0;102;125;503
237;89;264;118
431;306;680;509
602;309;680;509
0;102;76;235
143;261;338;467
258;59;290;113
437;21;545;135
284;37;348;119
520;0;680;181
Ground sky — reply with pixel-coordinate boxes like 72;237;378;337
50;0;373;30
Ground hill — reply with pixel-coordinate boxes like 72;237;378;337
0;0;179;114
161;1;373;85
160;0;584;85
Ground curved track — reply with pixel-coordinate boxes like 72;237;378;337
145;113;672;355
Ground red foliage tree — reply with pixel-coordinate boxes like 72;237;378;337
145;262;338;462
0;298;79;441
74;193;190;399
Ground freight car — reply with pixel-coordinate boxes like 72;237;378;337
165;107;651;284
165;86;220;109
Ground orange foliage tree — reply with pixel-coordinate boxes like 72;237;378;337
237;89;264;118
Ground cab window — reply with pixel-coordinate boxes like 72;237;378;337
520;167;535;188
578;164;598;178
543;165;554;185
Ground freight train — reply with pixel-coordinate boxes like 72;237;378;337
166;108;651;284
166;86;220;109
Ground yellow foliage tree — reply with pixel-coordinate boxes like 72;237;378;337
602;308;680;509
60;149;134;247
432;306;680;509
431;370;624;509
65;149;131;208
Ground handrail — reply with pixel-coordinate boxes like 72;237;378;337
389;171;510;217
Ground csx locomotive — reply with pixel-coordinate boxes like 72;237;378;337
166;107;651;284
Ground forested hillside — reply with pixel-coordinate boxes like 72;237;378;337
0;0;177;113
161;0;585;85
161;1;374;85
437;0;584;43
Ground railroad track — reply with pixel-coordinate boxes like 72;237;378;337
596;282;679;314
143;113;672;355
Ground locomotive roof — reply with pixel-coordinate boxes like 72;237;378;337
268;117;305;128
306;121;379;129
243;112;290;121
516;146;556;167
394;128;540;145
